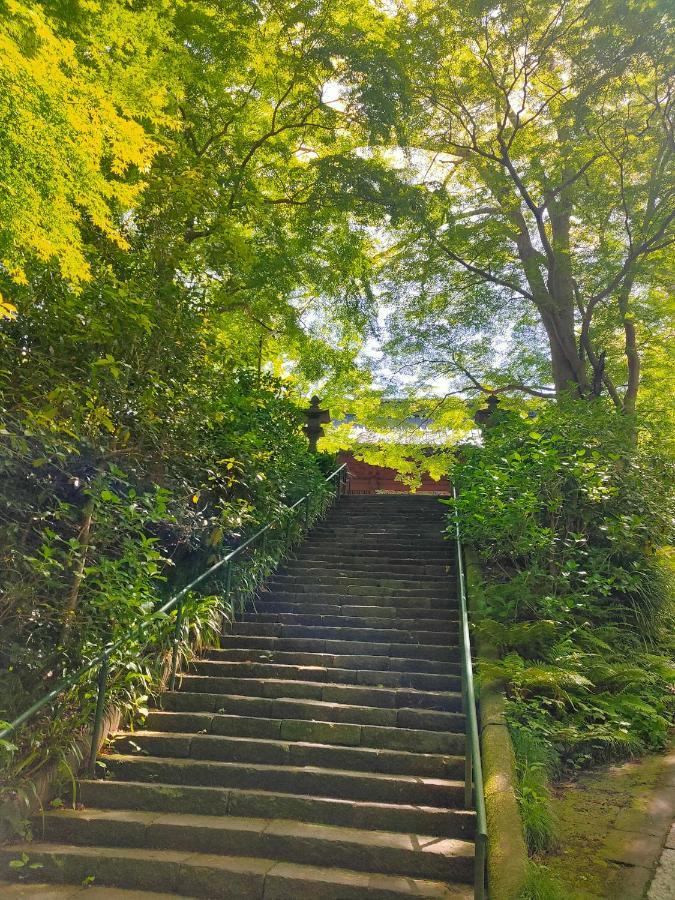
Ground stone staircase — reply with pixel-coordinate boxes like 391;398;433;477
1;494;475;899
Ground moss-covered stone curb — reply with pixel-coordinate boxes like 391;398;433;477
465;550;528;900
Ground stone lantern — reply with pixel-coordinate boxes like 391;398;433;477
303;396;330;453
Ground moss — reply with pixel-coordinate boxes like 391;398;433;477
534;749;673;898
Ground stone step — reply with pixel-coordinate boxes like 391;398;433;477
265;578;450;598
144;711;465;755
330;509;446;518
231;621;453;645
77;779;474;839
327;522;445;528
302;540;449;553
269;571;449;586
160;692;465;733
279;554;454;578
247;600;456;621
257;592;456;610
237;603;459;639
191;659;462;692
103;754;465;808
38;809;474;884
278;564;450;581
113;731;464;778
206;646;461;675
299;539;449;550
323;522;446;531
0;843;469;898
319;527;446;536
176;674;462;713
218;634;459;661
0;882;193;899
333;505;446;513
281;560;451;576
295;551;451;564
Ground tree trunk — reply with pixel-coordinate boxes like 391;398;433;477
539;307;586;396
618;276;639;415
59;500;94;646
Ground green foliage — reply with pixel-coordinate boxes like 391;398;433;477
510;727;557;853
448;401;674;780
0;0;171;287
519;863;567;900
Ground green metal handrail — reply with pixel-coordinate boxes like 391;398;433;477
0;463;349;775
452;485;487;900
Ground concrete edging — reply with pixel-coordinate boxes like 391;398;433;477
465;550;529;900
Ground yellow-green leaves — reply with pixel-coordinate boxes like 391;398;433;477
0;1;173;288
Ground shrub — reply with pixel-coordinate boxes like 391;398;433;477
447;400;675;844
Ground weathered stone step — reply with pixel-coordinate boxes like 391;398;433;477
265;578;450;598
0;843;468;898
299;538;448;550
160;692;465;732
319;527;446;536
239;613;457;635
39;809;474;884
114;731;463;778
77;779;474;839
145;711;464;755
258;591;456;610
323;523;446;532
191;659;462;692
247;600;456;621
103;754;465;807
0;882;192;899
303;540;449;553
271;563;451;588
295;551;451;564
219;634;459;661
177;674;462;712
279;563;450;580
231;621;452;646
207;646;460;675
330;509;446;519
332;503;446;512
281;560;450;576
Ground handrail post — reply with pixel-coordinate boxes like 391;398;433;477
169;597;183;692
285;512;293;551
304;494;310;530
223;559;233;624
87;650;110;777
475;832;487;900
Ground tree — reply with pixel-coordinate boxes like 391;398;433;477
0;0;175;294
339;0;674;411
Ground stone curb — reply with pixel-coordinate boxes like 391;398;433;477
465;550;528;900
0;705;122;846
